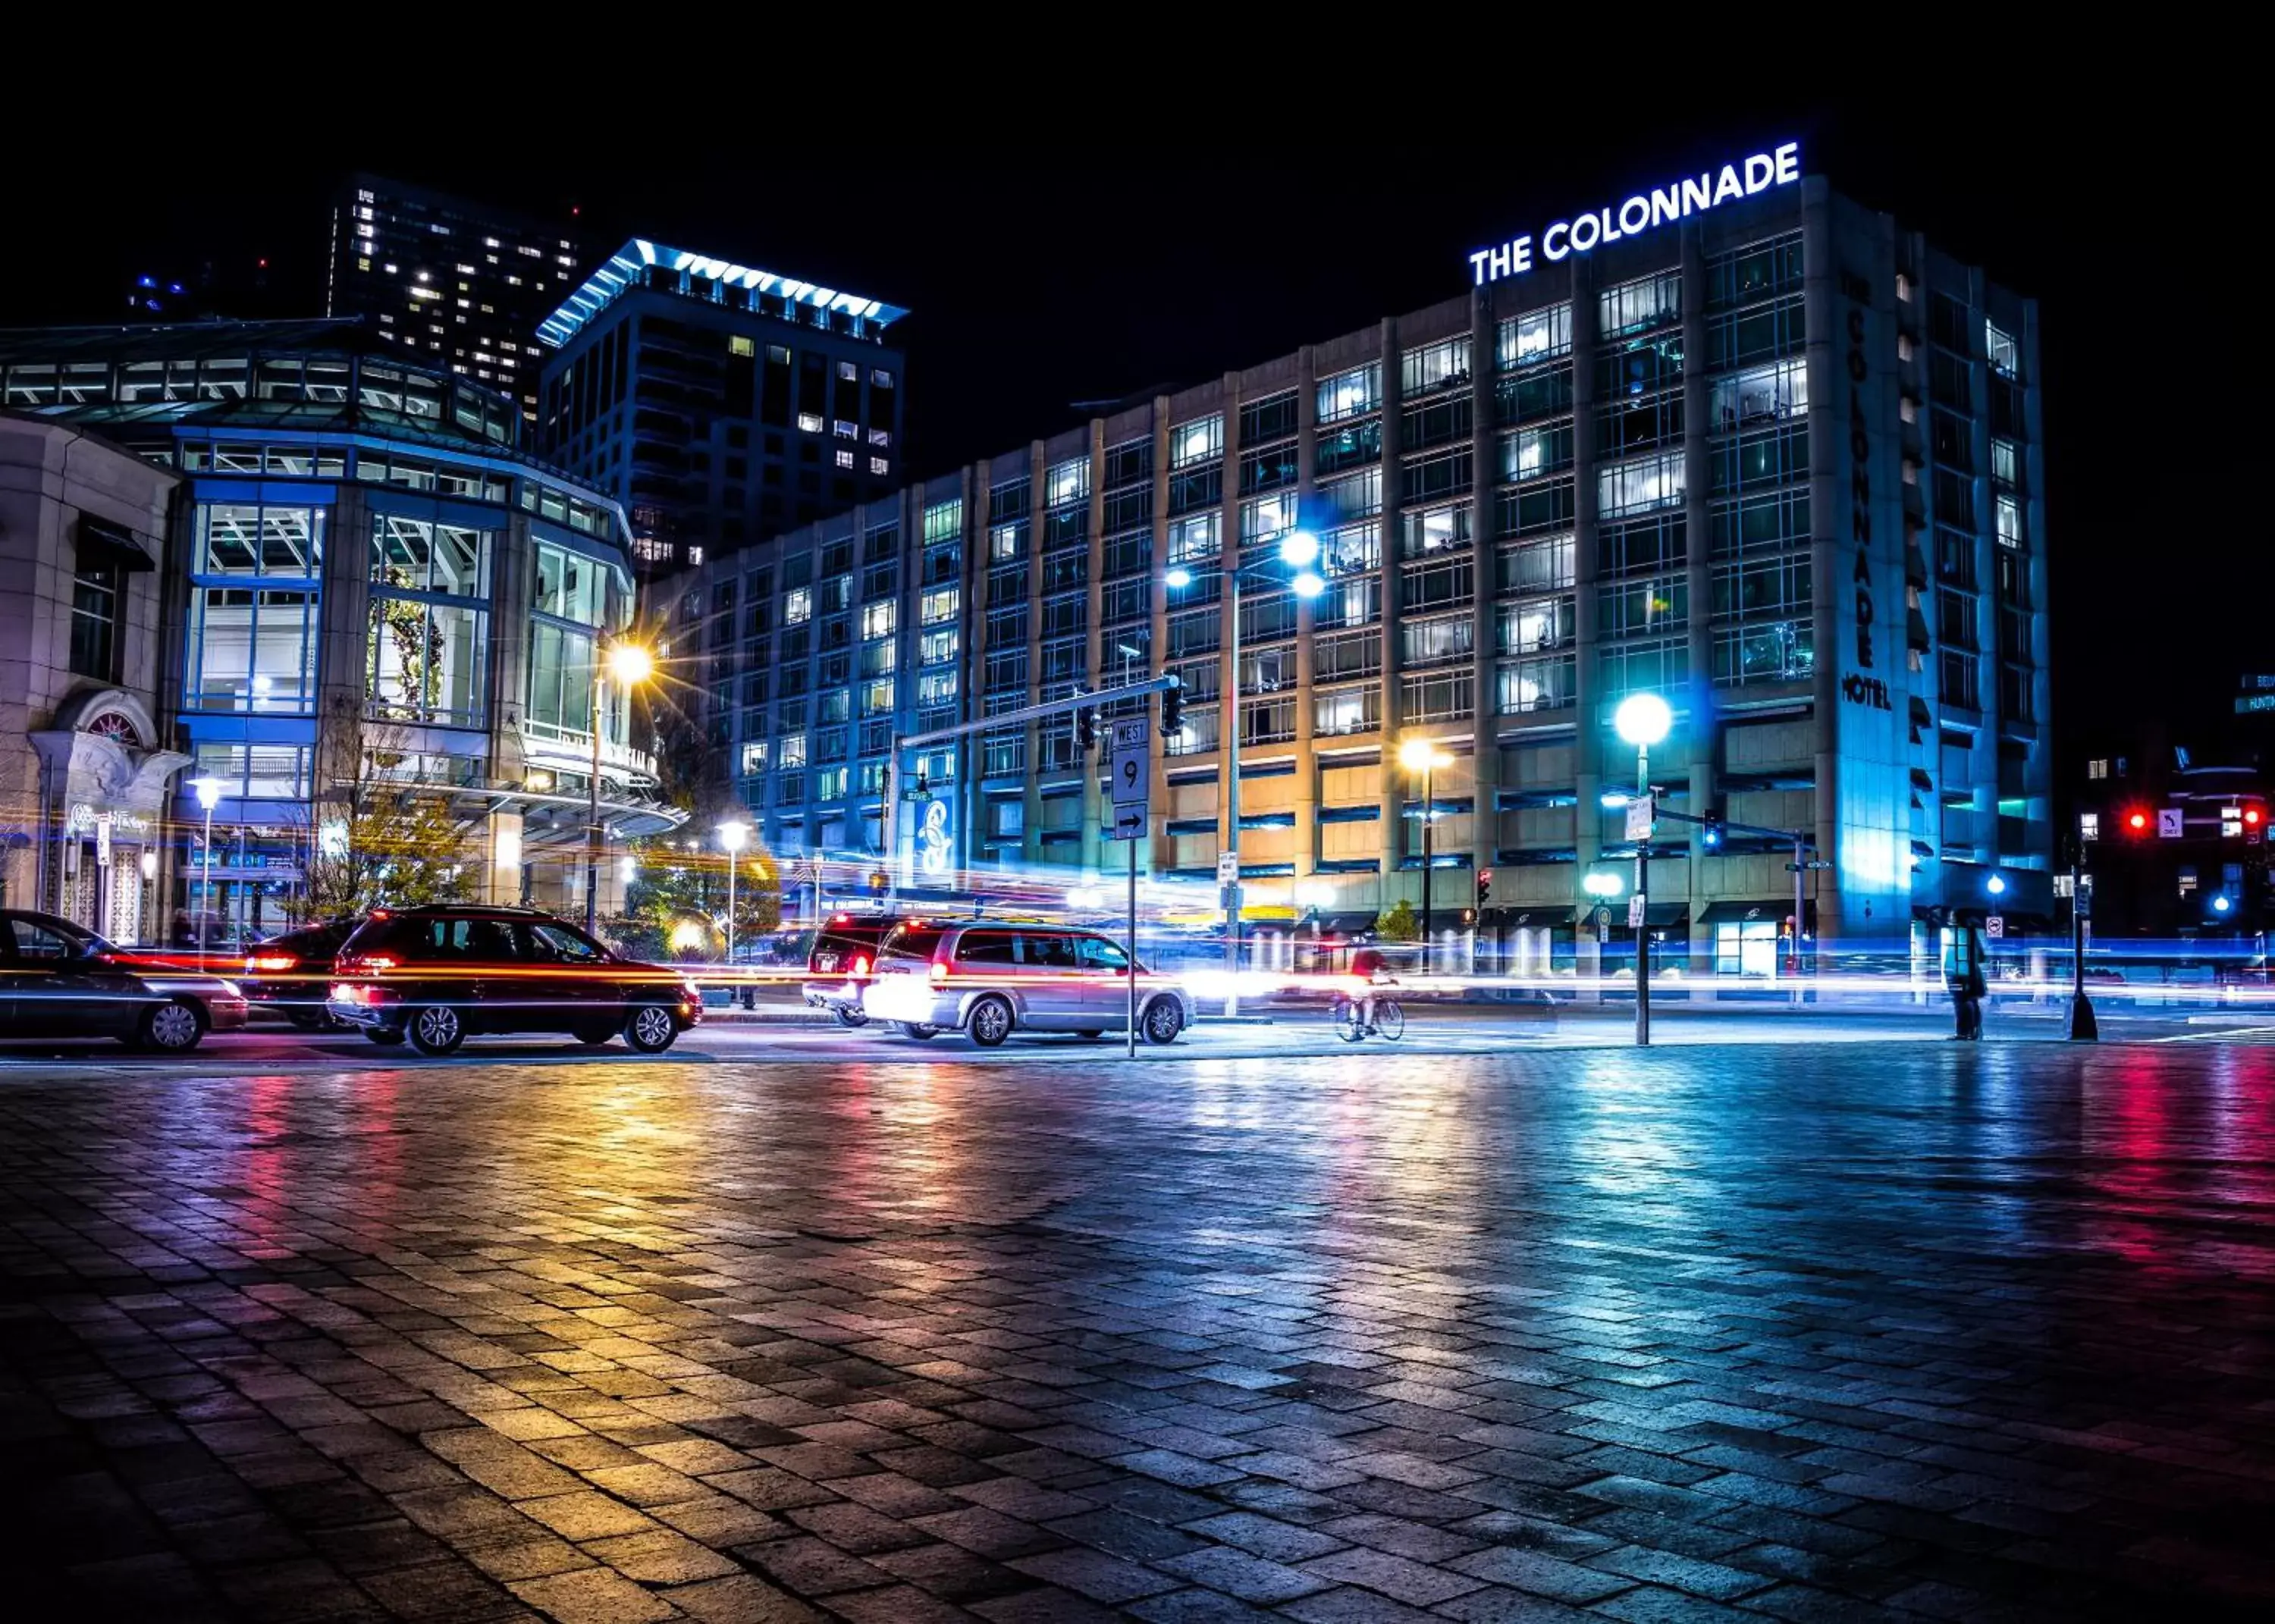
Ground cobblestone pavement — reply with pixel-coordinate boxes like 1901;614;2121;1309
4;1042;2273;1622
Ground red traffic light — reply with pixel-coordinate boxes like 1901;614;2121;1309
2126;810;2150;833
2247;807;2265;828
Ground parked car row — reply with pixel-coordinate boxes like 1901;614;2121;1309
808;916;1194;1048
1;904;701;1056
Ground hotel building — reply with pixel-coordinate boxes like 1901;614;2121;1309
667;161;2054;969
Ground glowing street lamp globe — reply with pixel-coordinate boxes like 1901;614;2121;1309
1986;872;2007;896
1582;870;1624;898
606;642;654;685
1614;692;1672;748
1163;566;1194;590
189;776;223;812
717;820;750;854
1398;737;1451;773
1279;528;1321;569
1290;571;1326;598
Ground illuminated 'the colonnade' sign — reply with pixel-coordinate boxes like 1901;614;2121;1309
1469;142;1802;286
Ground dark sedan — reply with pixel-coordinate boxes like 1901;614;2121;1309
242;920;359;1027
0;910;248;1052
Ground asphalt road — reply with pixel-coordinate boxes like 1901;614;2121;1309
3;1037;2274;1619
2;997;2263;1073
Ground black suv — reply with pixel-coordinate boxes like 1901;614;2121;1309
328;906;701;1056
242;919;359;1027
802;914;912;1027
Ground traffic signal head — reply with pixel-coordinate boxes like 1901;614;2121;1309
1477;867;1493;906
1701;810;1726;851
1158;682;1184;738
2126;808;2150;835
1076;706;1100;753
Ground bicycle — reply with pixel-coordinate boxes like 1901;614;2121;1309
1330;980;1404;1042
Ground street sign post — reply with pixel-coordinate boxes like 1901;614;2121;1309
1107;716;1155;1058
1627;894;1646;928
2157;808;2184;839
1624;795;1655;845
1986;914;2005;939
1216;851;1239;886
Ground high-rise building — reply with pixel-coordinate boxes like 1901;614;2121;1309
326;173;582;429
533;240;908;579
667;152;2054;970
0;319;678;941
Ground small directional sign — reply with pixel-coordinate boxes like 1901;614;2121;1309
1216;851;1240;885
1986;914;2005;939
1109;718;1150;841
1627;894;1646;928
1625;795;1655;844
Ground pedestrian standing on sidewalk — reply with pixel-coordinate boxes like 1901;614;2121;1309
1941;914;1988;1040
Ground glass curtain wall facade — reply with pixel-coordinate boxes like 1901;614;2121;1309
0;321;673;941
670;175;2051;954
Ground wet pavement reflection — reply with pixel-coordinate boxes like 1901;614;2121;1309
2;1042;2272;1620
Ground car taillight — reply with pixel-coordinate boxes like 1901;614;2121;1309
928;960;949;986
247;955;297;972
340;953;397;973
852;954;871;977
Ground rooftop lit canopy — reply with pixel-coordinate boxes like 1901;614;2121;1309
537;239;912;350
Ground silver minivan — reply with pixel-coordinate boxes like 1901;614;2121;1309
860;922;1194;1047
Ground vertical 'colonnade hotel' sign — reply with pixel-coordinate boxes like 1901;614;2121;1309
1469;142;1802;284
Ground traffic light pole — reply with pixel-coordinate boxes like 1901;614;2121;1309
887;675;1184;904
2069;845;2098;1041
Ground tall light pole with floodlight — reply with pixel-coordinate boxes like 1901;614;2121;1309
1398;737;1453;965
718;820;748;966
189;775;222;946
587;640;654;934
1613;691;1672;1046
1164;525;1324;1015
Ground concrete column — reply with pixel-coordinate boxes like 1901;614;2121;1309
1467;290;1501;891
1080;419;1107;876
485;807;525;906
1802;184;1844;948
1571;262;1605;888
1374;318;1405;915
1147;400;1172;879
1216;372;1243;876
1021;440;1047;866
1291;346;1320;886
1680;227;1716;967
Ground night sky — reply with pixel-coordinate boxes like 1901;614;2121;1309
2;95;2242;766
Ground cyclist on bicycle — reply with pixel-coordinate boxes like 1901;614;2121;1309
1350;945;1393;1033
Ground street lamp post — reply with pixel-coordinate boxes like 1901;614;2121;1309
1398;738;1453;969
586;641;654;936
189;776;222;948
718;820;748;968
1613;692;1672;1047
1166;528;1323;1016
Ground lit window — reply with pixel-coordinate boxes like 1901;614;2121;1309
838;361;858;381
868;428;890;447
686;547;704;566
872;368;893;387
1046;457;1089;506
1985;321;2019;377
784;588;811;624
861;601;896;639
870;457;887;475
359;189;375;202
384;263;397;274
1995;494;2022;549
836;450;855;469
1496;305;1572;368
2079;810;2099;842
1171;414;1222;468
484;237;500;248
1401;337;1471;394
356;257;370;272
730;335;755;357
797;413;824;433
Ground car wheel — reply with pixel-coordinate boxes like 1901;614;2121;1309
624;1005;679;1053
895;1021;939;1040
366;1027;404;1046
968;996;1014;1049
406;1005;466;1056
134;999;206;1053
1141;999;1184;1046
832;1005;868;1028
575;1027;616;1047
